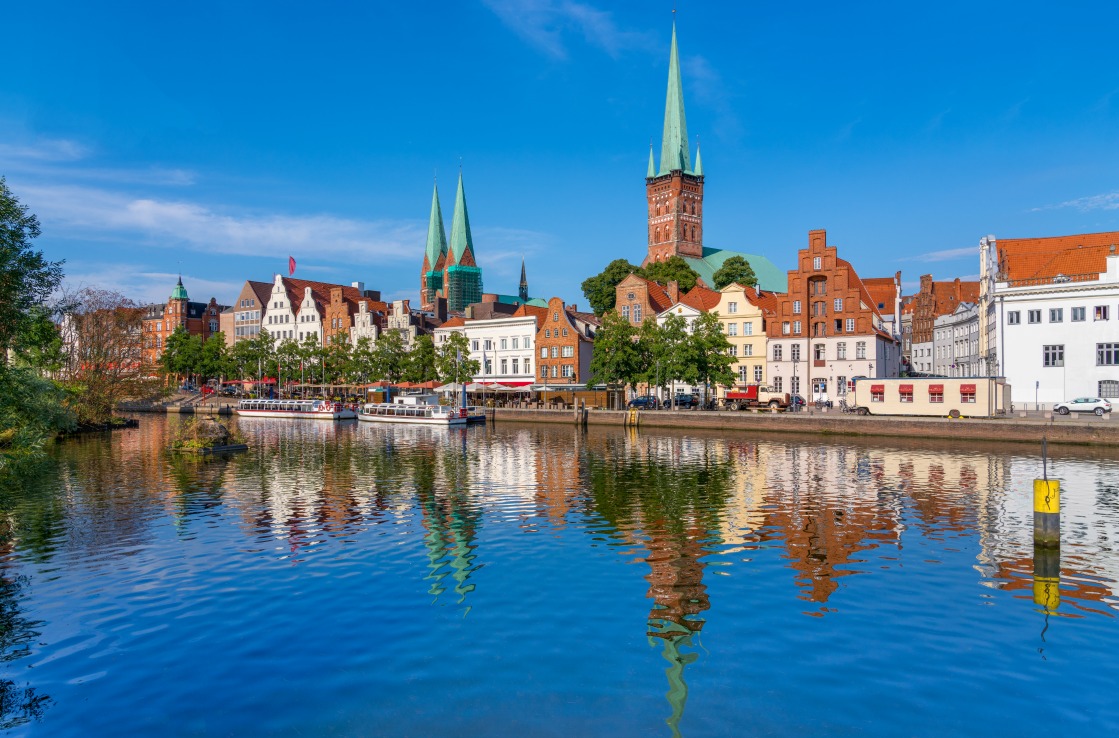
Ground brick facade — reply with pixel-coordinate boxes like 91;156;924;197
646;170;704;263
141;278;226;366
535;297;598;383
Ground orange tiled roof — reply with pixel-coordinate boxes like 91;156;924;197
862;277;898;313
645;280;672;313
837;259;884;321
439;316;466;329
512;304;549;324
680;284;722;312
998;231;1119;282
931;280;979;317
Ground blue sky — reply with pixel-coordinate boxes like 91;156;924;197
5;1;1119;306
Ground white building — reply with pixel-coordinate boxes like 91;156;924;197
349;300;380;346
462;314;537;387
932;302;980;377
983;232;1119;406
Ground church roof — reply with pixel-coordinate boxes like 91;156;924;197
171;276;189;301
681;248;788;293
425;181;448;268
658;22;692;176
448;172;475;264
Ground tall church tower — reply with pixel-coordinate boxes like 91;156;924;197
645;22;704;265
443;171;483;311
421;181;448;311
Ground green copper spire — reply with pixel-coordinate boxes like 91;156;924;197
647;145;656;178
448;171;474;264
170;275;189;301
694;142;703;176
424;181;448;267
658;22;691;176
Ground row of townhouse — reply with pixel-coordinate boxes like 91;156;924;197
434;297;600;386
614;229;903;399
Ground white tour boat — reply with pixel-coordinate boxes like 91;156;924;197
358;394;475;426
235;399;357;420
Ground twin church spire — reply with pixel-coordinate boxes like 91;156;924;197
421;172;482;312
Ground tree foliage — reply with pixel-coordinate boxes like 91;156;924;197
580;259;641;316
435;332;479;383
588;309;639;390
0;177;64;357
640;255;700;293
712;255;757;290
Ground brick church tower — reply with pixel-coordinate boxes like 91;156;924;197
420;172;484;313
645;22;704;266
420;181;448;311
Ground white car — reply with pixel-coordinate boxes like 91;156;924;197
1054;397;1112;416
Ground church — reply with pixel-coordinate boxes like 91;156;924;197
644;23;786;293
420;172;483;313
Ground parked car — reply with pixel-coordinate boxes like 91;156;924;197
672;394;700;409
1054;397;1112;416
200;386;215;396
627;396;659;410
789;394;807;410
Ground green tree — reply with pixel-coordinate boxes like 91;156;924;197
323;332;352;386
434;332;479;383
0;177;65;360
689;312;736;398
275;338;302;391
346;336;375;384
639;255;700;293
371;330;407;383
712;255;757;290
198;333;229;382
160;327;203;384
580;258;641;316
404;334;436;383
588;309;640;392
639;312;692;407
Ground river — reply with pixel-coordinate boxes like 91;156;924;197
1;415;1117;736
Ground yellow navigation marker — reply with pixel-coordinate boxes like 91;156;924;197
1033;479;1060;547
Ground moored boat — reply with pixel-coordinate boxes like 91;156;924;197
357;394;473;425
235;399;357;420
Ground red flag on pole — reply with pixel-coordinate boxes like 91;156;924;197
288;256;296;276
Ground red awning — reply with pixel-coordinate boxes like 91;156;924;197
899;384;914;392
960;383;977;392
928;384;944;393
870;384;885;393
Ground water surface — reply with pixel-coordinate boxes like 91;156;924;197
1;416;1117;736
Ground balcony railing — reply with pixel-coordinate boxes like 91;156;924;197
1002;272;1098;288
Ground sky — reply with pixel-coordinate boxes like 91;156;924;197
5;1;1119;307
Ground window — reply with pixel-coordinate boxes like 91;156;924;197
899;386;914;403
791;344;801;362
871;386;884;403
512;337;519;349
782;321;791;335
754;365;763;382
541;366;548;377
562;365;574;378
743;322;753;336
1072;307;1086;322
793;321;802;334
512;358;519;374
562;328;568;337
814;343;825;361
633;306;642;322
1100;380;1119;398
837;342;847;360
846;318;855;333
484;340;492;350
856;341;867;359
562;345;574;357
728;302;738;314
1095;305;1110;321
813;256;822;270
727;323;737;336
551;365;558;378
729;345;738;357
773;376;783;392
773;344;783;361
929;386;944;403
553;311;559;322
501;338;508;350
1043;345;1064;367
1098;343;1119;366
621;306;629;320
961;386;976;404
1028;310;1041;324
791;376;800;394
833;298;843;312
545;328;551;337
551;346;559;358
525;359;531;374
1008;311;1020;325
1050;308;1063;323
837;375;847;395
541;347;548;358
738;366;749;383
834;319;843;334
743;344;753;357
793;300;802;314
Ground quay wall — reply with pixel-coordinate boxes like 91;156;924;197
492;407;1119;448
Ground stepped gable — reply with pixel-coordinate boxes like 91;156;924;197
997;231;1119;282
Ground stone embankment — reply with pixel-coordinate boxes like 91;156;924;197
492;407;1119;447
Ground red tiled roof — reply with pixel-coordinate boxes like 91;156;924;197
837;258;884;322
862;277;898;313
512;304;549;324
680;284;721;312
439;316;466;329
998;231;1119;282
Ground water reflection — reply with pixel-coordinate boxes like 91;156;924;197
1;416;1117;735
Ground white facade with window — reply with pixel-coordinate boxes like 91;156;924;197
459;315;536;386
993;252;1119;405
768;332;899;400
931;302;980;377
349;301;380;346
263;274;301;345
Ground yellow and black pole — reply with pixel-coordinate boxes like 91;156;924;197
1032;438;1060;610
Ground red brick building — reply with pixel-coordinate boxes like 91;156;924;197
535;297;599;383
142;277;227;366
911;275;979;346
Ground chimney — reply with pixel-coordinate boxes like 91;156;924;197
668;280;680;303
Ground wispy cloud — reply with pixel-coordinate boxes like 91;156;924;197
20;183;426;265
0;136;89;162
63;263;244;305
1032;191;1119;213
482;0;653;59
905;246;977;263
